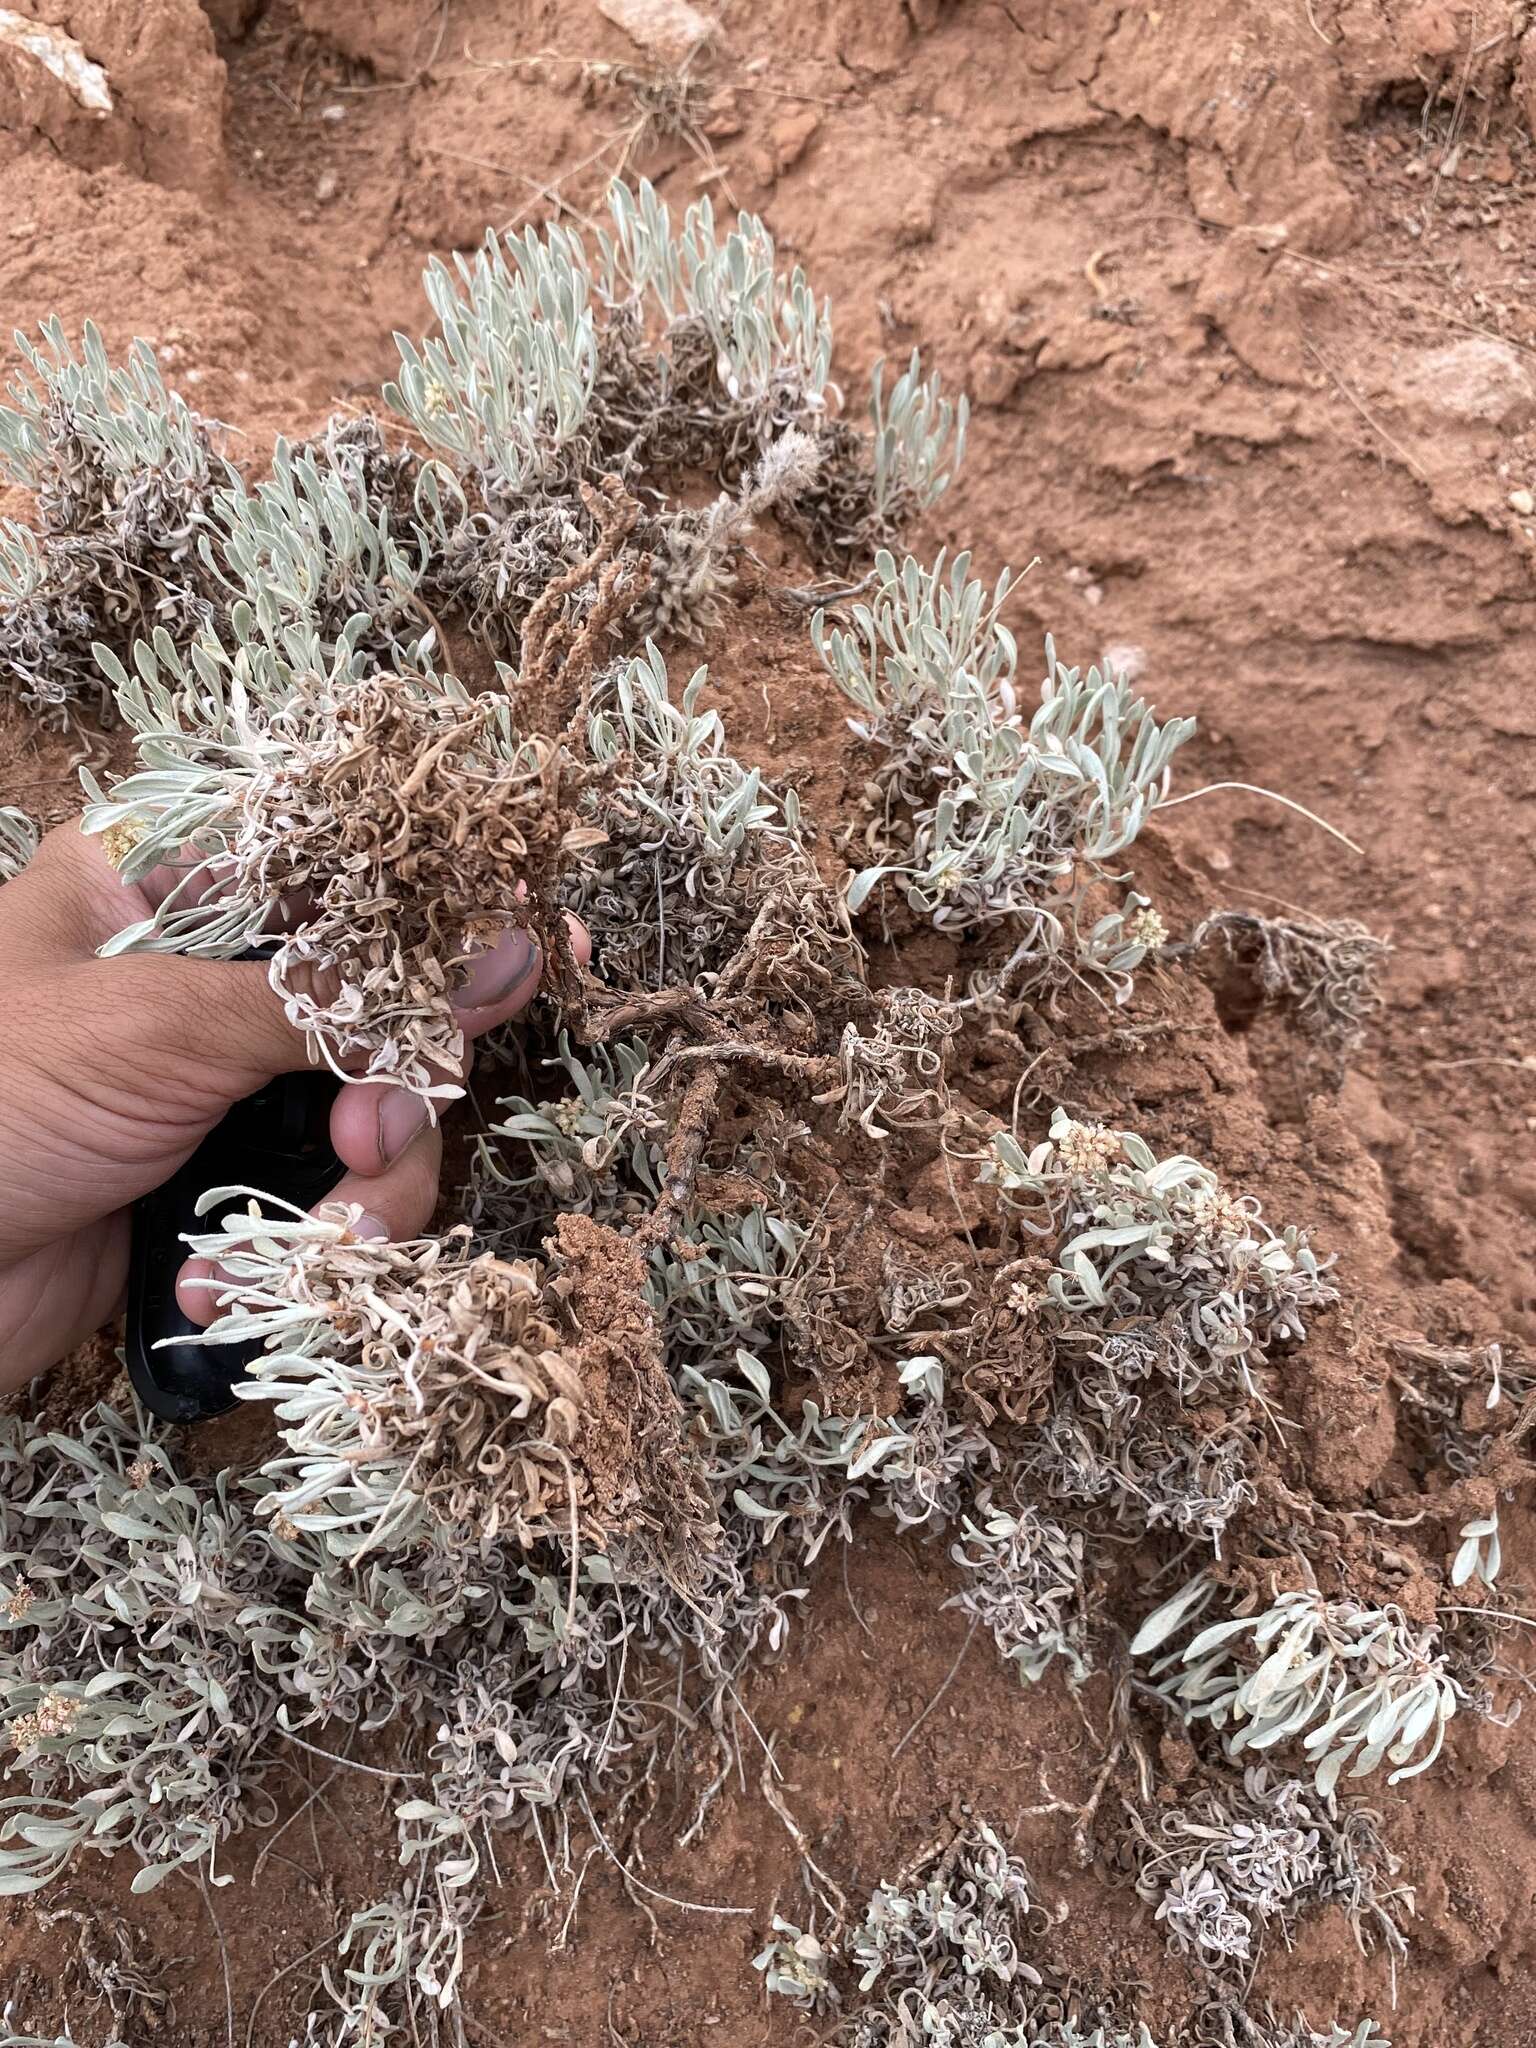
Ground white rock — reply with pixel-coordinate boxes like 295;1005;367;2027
1386;338;1536;428
1100;642;1148;683
597;0;711;63
0;9;111;114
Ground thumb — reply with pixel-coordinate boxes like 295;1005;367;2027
95;952;319;1102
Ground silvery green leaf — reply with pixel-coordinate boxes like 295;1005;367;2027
1130;1575;1214;1657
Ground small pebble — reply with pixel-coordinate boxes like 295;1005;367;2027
1509;487;1534;515
1083;582;1104;607
316;170;339;203
1100;641;1148;682
321;103;347;123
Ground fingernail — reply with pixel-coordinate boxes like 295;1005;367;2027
456;928;540;1010
378;1090;429;1165
352;1211;391;1241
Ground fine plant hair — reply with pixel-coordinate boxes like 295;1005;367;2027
1189;910;1390;1057
1117;1764;1411;1979
634;426;823;643
0;805;38;881
0;318;217;722
813;549;1190;996
1130;1577;1459;1797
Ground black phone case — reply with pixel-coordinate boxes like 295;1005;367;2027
124;1069;343;1422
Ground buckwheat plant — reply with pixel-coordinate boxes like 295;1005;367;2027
0;1398;289;1900
187;1200;595;1555
1018;1372;1255;1552
382;176;960;615
754;1917;841;2015
945;1485;1090;1684
386;222;598;498
848;1820;1045;2006
0;519;91;719
80;626;549;1103
1230;2022;1391;2048
572;643;801;990
761;1821;1167;2048
0;804;38;881
596;178;833;438
1130;1578;1459;1797
203;432;435;660
868;349;970;530
826;984;961;1137
0;318;216;719
815;554;1192;992
1190;910;1390;1059
1121;1764;1410;1978
472;1034;666;1250
983;1107;1334;1401
1451;1510;1502;1590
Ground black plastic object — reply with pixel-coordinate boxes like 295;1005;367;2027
125;1067;343;1422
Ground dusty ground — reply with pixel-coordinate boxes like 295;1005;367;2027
4;0;1536;2043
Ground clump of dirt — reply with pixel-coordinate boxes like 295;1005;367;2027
550;1208;717;1553
4;2;1536;2045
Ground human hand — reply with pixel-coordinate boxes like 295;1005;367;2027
0;821;579;1388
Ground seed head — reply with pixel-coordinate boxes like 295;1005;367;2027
9;1690;83;1752
100;816;147;870
1;1579;36;1623
1188;1186;1250;1243
1054;1119;1120;1177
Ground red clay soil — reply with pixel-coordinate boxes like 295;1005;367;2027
3;2;1536;2044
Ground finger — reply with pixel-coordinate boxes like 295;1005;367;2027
0;1213;130;1393
328;915;591;1175
175;1123;444;1327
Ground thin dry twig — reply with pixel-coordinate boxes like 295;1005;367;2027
892;1617;980;1761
